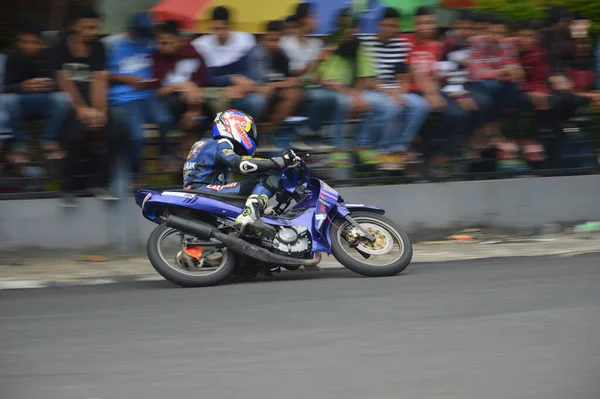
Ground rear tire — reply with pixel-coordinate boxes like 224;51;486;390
330;212;412;277
147;222;236;287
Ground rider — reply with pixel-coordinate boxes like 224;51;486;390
183;109;301;231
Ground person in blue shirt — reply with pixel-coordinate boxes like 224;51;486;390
108;12;174;179
183;109;300;233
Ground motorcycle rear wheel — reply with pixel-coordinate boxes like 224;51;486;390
330;212;412;277
147;222;236;287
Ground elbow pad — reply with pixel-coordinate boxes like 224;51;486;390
232;156;278;175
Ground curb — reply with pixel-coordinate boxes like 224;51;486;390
2;248;599;291
0;275;164;291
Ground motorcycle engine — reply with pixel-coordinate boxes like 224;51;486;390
272;226;312;258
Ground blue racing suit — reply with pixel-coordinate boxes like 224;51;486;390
183;138;281;197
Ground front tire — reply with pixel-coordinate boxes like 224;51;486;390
330;212;412;277
147;222;236;287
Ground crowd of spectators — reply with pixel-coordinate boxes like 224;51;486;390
1;2;599;203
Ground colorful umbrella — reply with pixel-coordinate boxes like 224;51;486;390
309;0;441;34
151;0;297;33
151;0;212;30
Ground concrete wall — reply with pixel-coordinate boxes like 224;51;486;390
1;175;599;254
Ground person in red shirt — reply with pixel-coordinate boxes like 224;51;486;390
404;6;477;173
515;19;598;163
153;19;213;160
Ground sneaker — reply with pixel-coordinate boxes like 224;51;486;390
60;193;78;208
378;154;404;171
89;187;118;201
329;152;353;168
356;149;380;166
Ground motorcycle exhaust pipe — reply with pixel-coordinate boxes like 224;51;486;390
165;215;214;241
165;216;322;266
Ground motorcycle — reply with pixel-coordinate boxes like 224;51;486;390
135;157;412;287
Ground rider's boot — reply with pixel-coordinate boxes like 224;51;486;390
235;194;269;234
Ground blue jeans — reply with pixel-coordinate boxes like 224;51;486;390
379;93;431;153
330;90;399;149
2;92;71;147
468;80;520;122
300;88;338;132
232;93;268;121
118;96;175;174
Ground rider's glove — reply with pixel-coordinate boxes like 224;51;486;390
272;149;301;170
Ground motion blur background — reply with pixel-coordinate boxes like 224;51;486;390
1;0;599;200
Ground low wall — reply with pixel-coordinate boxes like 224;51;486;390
1;175;599;254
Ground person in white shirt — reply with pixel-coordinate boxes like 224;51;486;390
279;2;338;148
192;6;267;120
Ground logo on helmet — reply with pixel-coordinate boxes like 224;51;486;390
239;131;253;148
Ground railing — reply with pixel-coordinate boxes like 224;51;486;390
1;113;600;200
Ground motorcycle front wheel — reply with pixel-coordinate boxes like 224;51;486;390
330;212;413;277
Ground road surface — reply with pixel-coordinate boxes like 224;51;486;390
2;255;599;399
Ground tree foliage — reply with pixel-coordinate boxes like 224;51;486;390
475;0;600;34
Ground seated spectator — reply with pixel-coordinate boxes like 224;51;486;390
439;9;493;160
107;12;174;178
280;3;324;77
153;19;212;158
282;14;299;39
246;20;303;139
3;23;71;163
279;2;338;150
568;18;596;95
404;6;468;172
517;20;598;115
541;5;575;74
318;14;397;168
467;14;522;136
55;7;124;204
360;7;430;170
192;6;266;120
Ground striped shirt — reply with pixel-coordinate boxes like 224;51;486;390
360;34;412;84
437;48;471;95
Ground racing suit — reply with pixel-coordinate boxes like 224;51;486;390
183;138;291;229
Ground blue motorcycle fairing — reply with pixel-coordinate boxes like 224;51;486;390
137;190;244;223
136;162;385;256
343;203;385;215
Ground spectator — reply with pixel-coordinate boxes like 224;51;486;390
3;23;71;163
441;9;473;59
55;7;123;204
192;6;266;119
282;14;299;39
279;2;337;149
438;9;493;160
541;5;575;74
517;18;598;167
568;17;595;94
107;12;175;178
467;14;522;136
360;7;430;169
153;19;212;159
246;20;303;139
279;3;323;76
318;14;397;168
404;6;459;170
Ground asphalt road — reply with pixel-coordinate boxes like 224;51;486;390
1;255;600;399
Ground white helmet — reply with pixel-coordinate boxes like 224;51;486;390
212;109;258;156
